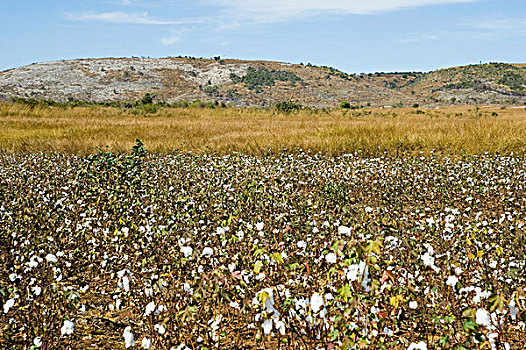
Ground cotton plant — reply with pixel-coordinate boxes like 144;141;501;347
1;151;525;349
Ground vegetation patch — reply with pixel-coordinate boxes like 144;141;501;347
230;67;302;93
1;147;525;349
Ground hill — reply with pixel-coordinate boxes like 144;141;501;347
1;57;526;108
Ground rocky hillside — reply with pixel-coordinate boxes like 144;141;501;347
1;57;525;108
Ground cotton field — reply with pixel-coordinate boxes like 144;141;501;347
1;147;525;349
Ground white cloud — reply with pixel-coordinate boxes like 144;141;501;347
215;0;480;23
161;35;183;46
463;16;526;35
66;11;201;25
161;29;188;46
399;33;441;43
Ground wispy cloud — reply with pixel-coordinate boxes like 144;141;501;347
462;15;526;36
161;35;182;46
399;27;512;44
399;33;441;43
66;11;201;25
213;0;481;24
161;29;189;46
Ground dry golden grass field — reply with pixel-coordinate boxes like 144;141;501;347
1;103;525;155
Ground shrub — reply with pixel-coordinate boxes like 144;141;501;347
275;100;302;113
340;101;351;109
141;93;154;105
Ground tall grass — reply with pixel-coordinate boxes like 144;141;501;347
1;103;525;155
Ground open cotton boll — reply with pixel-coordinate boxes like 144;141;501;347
144;301;156;316
509;300;518;320
310;293;324;313
407;341;427;350
3;298;15;314
476;309;491;327
61;320;74;336
325;252;337;263
154;323;166;334
262;319;272;335
45;254;58;263
33;337;42;347
142;337;152;349
274;319;286;335
338;226;351;235
297;240;307;249
123;327;134;348
180;246;193;258
347;264;360;281
202;247;213;256
446;276;459;289
420;253;434;267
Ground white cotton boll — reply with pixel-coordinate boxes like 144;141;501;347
446;276;459;289
407;341;428;350
142;337;152;349
275;320;286;335
424;244;434;255
120;276;130;292
325;253;337;263
360;262;371;292
154;323;166;334
80;305;86;314
421;253;434;267
409;301;418;309
489;260;497;269
297;240;307;249
338;226;351;235
365;206;373;213
32;286;42;296
347;264;360;281
509;300;518;320
476;309;491;327
157;305;167;313
310;293;324;313
180;246;193;258
262;319;273;335
229;301;240;309
144;302;156;316
3;298;15;314
27;258;39;268
61;320;74;335
383;327;394;336
202;247;213;256
123;326;134;348
33;337;42;347
256;222;264;231
45;254;58;263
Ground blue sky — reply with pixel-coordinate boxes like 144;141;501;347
1;0;525;73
